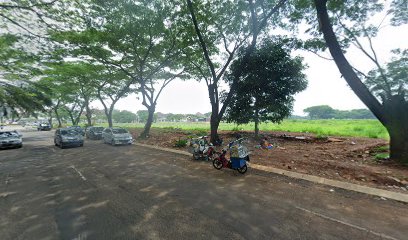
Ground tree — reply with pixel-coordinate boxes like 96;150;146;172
304;105;336;119
225;39;307;136
39;61;104;126
0;34;51;117
95;70;135;128
311;0;408;163
113;110;137;123
137;110;149;123
1;1;89;122
0;0;77;37
185;0;288;143
53;0;187;137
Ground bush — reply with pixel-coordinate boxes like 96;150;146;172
375;145;389;152
375;153;389;160
174;139;188;148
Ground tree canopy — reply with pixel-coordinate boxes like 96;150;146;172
225;39;307;135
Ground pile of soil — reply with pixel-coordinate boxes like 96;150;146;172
130;128;408;193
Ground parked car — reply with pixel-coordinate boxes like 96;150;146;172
102;127;133;146
86;126;104;140
0;131;23;149
54;128;84;149
37;122;51;131
68;126;85;136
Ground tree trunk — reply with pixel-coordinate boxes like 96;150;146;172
68;113;76;126
388;127;408;164
254;118;259;138
384;96;408;164
107;108;114;128
210;117;221;144
314;0;385;122
210;105;222;144
48;111;53;128
85;99;92;126
73;106;84;126
254;104;260;137
140;105;155;138
314;0;408;164
54;109;62;128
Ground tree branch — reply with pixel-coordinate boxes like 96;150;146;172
186;0;217;80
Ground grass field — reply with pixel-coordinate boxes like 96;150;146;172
103;119;389;139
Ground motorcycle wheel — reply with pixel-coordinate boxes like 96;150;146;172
212;159;223;170
193;152;200;160
237;164;248;174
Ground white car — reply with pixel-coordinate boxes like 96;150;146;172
0;131;23;149
102;128;133;146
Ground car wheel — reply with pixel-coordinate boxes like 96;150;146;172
17;144;23;149
60;143;64;149
111;139;115;146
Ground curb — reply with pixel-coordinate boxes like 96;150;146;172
134;143;408;203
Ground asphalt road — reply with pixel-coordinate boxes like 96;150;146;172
0;129;407;240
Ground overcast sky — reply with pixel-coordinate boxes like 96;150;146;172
92;18;408;116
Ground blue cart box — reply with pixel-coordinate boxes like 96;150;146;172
230;157;246;169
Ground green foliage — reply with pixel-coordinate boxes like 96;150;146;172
225;39;307;130
315;134;327;140
0;34;50;115
174;139;188;148
113;110;137;123
0;0;82;36
376;145;390;152
137;110;149;123
304;105;375;119
375;153;390;160
195;130;208;136
365;49;408;102
304;105;336;119
103;119;388;139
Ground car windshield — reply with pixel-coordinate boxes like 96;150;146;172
0;132;19;138
112;129;128;134
93;127;104;132
60;129;78;136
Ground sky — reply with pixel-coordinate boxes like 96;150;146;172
93;16;408;116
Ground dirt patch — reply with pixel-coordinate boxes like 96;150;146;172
130;128;408;193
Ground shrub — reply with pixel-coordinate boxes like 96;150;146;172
375;153;389;160
375;145;389;152
316;134;327;140
367;131;379;138
174;139;188;148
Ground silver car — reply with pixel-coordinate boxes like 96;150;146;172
102;128;133;146
0;131;23;149
54;128;84;149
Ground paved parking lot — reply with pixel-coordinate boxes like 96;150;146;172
0;129;407;240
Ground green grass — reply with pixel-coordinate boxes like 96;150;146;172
99;119;389;139
375;153;390;160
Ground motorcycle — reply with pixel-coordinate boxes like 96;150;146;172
212;138;250;174
191;136;216;161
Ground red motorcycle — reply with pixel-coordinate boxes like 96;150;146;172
212;148;249;174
